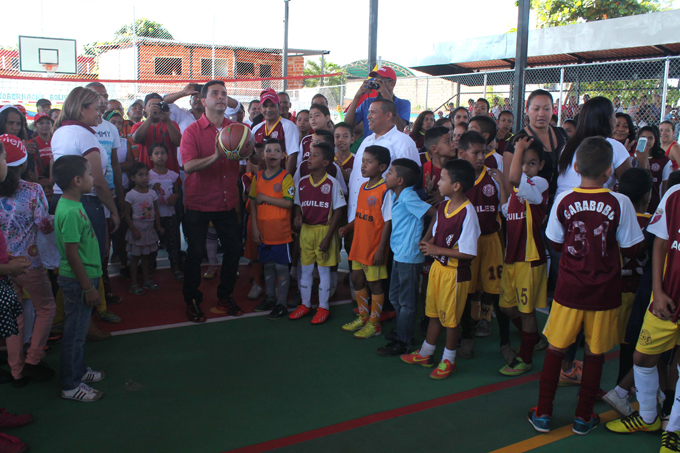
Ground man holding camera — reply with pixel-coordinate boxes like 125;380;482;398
346;66;411;139
131;93;182;172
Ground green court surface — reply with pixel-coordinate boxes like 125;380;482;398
1;304;664;452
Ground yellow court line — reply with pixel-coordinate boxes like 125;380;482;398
490;407;633;453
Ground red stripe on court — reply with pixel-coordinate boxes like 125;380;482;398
226;351;619;452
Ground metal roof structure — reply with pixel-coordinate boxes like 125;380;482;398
409;9;680;76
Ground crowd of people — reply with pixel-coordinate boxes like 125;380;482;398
0;65;679;452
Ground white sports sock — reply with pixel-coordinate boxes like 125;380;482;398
317;266;331;310
634;365;660;424
420;341;436;357
442;348;456;364
300;264;314;308
615;385;629;399
665;365;680;432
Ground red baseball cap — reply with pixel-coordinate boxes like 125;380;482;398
0;134;27;167
260;89;280;105
369;66;397;81
13;104;27;115
33;113;53;125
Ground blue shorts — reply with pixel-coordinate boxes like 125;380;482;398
258;243;291;265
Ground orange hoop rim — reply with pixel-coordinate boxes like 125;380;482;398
42;64;59;73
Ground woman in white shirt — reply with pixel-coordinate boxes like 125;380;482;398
556;97;632;197
51;86;120;260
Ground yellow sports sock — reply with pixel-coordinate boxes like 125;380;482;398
356;287;370;316
369;293;384;323
481;303;492;321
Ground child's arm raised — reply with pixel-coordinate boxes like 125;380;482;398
509;136;533;188
488;168;509;206
374;220;392;266
64;243;100;307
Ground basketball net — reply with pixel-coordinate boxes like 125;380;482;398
42;64;58;77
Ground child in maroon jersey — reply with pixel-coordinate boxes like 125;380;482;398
468;115;501;171
530;137;644;435
498;137;549;377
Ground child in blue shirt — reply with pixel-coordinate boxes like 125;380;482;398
377;158;435;356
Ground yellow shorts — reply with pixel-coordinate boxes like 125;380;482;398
300;224;340;267
425;261;470;328
617;292;635;345
351;260;387;282
543;300;618;355
499;262;547;314
469;233;503;295
636;305;680;356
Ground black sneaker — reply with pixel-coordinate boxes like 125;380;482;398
186;301;206;323
254;297;276;312
267;304;288;320
217;297;243;317
22;361;55;381
385;331;398;342
376;341;409;357
12;377;29;388
119;267;131;280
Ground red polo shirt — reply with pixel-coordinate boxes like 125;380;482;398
180;114;240;212
131;120;181;172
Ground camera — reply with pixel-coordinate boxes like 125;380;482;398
158;101;170;113
367;78;380;91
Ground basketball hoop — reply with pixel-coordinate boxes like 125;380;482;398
42;63;58;77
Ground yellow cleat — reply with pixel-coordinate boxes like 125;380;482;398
605;411;661;434
342;315;367;332
353;320;382;339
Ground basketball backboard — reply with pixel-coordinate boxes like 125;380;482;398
18;36;77;74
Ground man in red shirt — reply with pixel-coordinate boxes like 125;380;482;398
131;94;182;172
180;80;244;322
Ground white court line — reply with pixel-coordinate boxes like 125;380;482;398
111;299;354;336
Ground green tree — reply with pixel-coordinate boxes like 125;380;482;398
115;18;174;39
303;59;346;88
532;0;670;28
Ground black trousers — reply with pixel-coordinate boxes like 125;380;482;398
182;208;241;305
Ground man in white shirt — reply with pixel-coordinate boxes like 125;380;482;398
163;83;241;134
348;98;420;222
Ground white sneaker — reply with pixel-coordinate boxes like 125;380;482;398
62;383;104;402
82;367;106;383
602;389;633;417
247;283;263;300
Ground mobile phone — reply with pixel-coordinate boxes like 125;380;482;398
636;137;648;153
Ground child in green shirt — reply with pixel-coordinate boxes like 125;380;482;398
53;155;106;402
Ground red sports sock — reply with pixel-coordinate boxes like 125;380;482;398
537;348;565;417
511;316;523;331
575;353;605;421
519;331;539;364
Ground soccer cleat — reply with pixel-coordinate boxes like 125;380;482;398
354;321;381;339
203;266;219;280
253;297;276;312
376;341;409;357
246;282;262;299
0;433;28;453
81;367;105;384
605;411;661;433
267;304;288;320
603;389;633;417
289;305;311;320
430;359;455;380
216;298;243;316
499;357;532;376
400;350;435;368
573;413;600;435
0;408;33;429
661;431;680;452
61;383;104;402
528;407;551;433
186;301;206;323
474;319;491;337
457;339;474;359
311;308;330;324
559;361;582;386
534;336;549;351
342;315;367;332
379;310;396;323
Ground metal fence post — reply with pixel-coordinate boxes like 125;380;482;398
132;7;139;99
662;57;670;121
558;66;565;125
425;76;429;111
483;72;488;100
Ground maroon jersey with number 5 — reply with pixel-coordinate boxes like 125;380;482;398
546;187;644;311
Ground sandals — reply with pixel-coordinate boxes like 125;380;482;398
129;284;145;296
173;271;184;282
143;280;159;291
